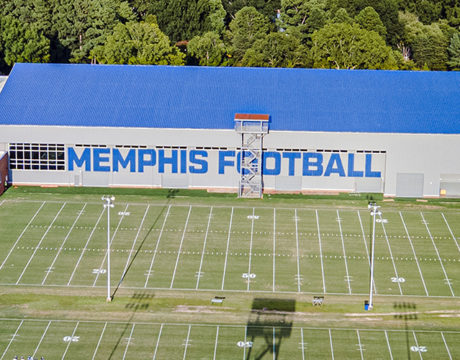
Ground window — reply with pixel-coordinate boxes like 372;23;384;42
9;143;65;171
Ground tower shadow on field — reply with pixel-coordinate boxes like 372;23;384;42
394;302;418;360
245;298;295;360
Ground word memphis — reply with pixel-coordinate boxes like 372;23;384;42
68;148;383;178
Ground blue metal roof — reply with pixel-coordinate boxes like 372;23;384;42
0;62;459;134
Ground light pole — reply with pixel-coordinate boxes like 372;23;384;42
102;195;115;302
367;202;387;310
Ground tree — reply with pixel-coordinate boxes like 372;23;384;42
311;22;397;69
187;31;227;66
91;16;185;65
447;32;460;69
242;32;308;67
0;15;50;66
221;0;281;23
227;6;270;62
355;6;387;37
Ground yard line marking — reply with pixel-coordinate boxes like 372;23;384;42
182;325;192;360
42;204;87;285
384;330;393;360
196;207;213;289
91;322;107;360
122;323;136;360
212;325;219;360
273;327;276;360
337;210;351;294
441;331;453;360
421;212;455;296
144;205;171;288
328;329;335;360
119;205;151;285
32;320;52;357
412;331;423;360
0;200;4;207
93;204;129;287
221;207;234;290
247;208;255;292
273;208;276;292
399;212;429;296
16;202;66;285
152;324;164;360
0;320;23;360
61;321;79;360
378;214;403;295
300;328;306;360
315;210;326;293
441;213;460;253
356;330;364;360
68;207;105;286
357;210;377;294
243;325;248;360
170;205;192;288
295;209;301;293
0;201;46;270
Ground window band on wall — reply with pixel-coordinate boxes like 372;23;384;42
9;143;65;171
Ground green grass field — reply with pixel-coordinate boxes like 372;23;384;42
0;188;459;359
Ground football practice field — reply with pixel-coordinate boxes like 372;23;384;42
0;189;459;359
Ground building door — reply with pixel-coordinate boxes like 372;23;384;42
396;173;424;197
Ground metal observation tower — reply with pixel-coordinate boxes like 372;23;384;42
234;113;269;198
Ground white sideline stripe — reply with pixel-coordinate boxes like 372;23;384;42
315;210;326;293
16;202;66;285
122;323;135;360
144;205;171;288
93;204;129;286
61;321;79;360
119;205;151;284
68;207;106;286
328;329;335;360
295;209;301;293
412;331;423;360
0;320;23;360
221;207;234;290
91;322;107;360
421;212;455;297
378;213;403;295
399;212;429;296
357;210;377;294
384;330;393;360
170;206;192;289
152;323;164;360
300;328;306;360
337;210;351;294
441;331;453;360
356;329;364;360
42;203;87;285
273;208;276;292
0;201;46;270
33;320;52;357
212;325;219;360
247;208;255;292
196;207;213;289
441;213;460;253
183;325;191;360
273;327;276;360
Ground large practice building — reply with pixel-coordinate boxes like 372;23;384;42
0;63;459;198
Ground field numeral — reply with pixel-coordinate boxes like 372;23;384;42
242;273;256;279
411;346;427;353
63;336;80;343
237;341;253;348
92;269;106;274
118;211;130;216
391;277;405;283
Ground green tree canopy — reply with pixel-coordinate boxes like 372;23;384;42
311;22;397;69
187;31;227;66
355;6;387;37
92;16;185;65
447;32;460;69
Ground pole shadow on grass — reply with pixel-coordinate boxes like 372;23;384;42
245;298;295;360
107;291;154;359
111;189;178;300
394;302;417;360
